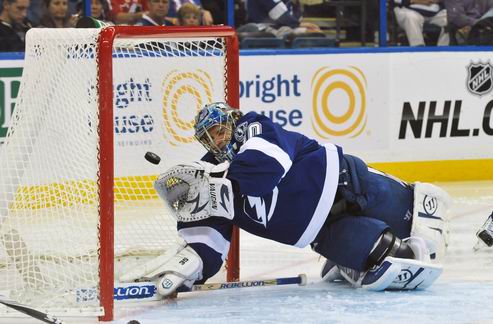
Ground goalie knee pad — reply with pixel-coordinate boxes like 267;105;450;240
365;230;415;270
320;258;344;282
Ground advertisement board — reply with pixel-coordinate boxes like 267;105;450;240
1;50;492;181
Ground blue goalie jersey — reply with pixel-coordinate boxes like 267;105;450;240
177;111;343;281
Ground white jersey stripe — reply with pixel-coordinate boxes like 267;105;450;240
238;136;292;178
294;143;339;247
178;227;230;261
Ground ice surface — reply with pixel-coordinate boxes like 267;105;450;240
113;181;493;324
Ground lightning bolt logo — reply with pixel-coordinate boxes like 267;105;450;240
243;187;278;228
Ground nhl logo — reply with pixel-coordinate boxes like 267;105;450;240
466;62;493;96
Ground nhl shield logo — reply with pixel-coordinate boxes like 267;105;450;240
466;62;493;96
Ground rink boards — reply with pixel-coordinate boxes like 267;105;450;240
1;47;492;182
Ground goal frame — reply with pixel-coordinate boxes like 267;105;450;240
97;26;240;321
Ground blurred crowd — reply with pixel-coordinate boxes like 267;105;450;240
1;0;493;52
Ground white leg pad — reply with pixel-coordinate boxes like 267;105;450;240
411;182;452;262
360;256;443;291
340;236;443;291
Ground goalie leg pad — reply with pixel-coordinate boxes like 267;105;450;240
411;182;452;262
359;256;443;291
339;236;443;291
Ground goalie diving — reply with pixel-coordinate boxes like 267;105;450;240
120;102;451;295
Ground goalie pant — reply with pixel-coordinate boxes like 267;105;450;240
176;112;429;282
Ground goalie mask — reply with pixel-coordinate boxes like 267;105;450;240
194;102;243;162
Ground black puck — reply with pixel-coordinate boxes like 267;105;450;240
127;320;141;324
145;151;161;165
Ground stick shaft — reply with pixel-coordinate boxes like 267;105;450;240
190;274;306;291
0;296;64;324
113;274;307;301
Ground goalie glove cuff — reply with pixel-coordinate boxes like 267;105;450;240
190;160;230;177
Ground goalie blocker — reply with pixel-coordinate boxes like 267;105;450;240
120;238;204;297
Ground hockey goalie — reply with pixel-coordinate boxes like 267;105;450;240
120;102;451;295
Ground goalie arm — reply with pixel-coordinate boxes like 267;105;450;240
177;218;234;282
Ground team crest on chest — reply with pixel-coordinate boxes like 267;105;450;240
243;187;278;228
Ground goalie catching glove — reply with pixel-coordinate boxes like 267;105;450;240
154;161;234;222
119;239;203;297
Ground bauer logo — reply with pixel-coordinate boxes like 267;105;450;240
161;69;214;147
0;68;22;141
466;62;493;96
114;284;156;300
311;66;367;139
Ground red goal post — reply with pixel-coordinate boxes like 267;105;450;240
0;25;239;322
98;26;240;321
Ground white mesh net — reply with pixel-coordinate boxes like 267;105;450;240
0;28;230;317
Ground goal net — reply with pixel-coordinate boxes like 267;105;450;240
0;26;239;320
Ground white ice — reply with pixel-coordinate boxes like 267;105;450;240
113;181;493;324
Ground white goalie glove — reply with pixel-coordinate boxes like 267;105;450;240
154;161;235;222
119;239;203;297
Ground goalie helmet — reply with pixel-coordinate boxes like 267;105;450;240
194;102;243;162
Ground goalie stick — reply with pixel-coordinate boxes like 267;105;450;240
0;295;65;324
112;274;307;302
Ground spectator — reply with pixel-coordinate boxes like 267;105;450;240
110;0;148;25
200;0;222;24
0;0;31;51
445;0;493;44
135;0;173;25
38;0;75;27
238;0;321;39
177;2;200;25
27;0;41;25
190;0;247;26
75;0;112;23
393;0;449;46
167;0;213;25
